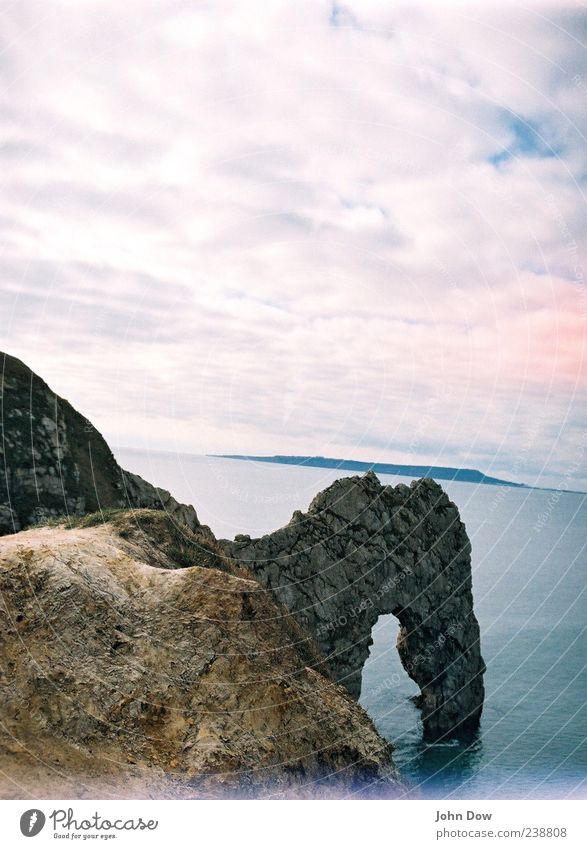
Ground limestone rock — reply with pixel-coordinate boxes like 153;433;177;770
0;353;202;535
0;513;401;799
220;471;485;740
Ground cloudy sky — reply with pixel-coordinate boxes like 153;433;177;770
1;1;586;489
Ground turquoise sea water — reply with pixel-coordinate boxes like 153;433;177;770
117;449;587;799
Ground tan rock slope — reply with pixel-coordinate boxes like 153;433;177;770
0;511;402;799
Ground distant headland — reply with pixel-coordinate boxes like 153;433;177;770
215;454;585;494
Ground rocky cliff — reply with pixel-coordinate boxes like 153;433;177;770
221;473;485;740
0;511;401;798
0;352;203;536
1;351;484;785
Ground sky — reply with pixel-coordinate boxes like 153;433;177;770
1;0;586;489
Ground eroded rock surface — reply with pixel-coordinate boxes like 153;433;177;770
221;472;485;740
0;352;203;535
0;513;401;799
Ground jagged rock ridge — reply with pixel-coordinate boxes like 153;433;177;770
0;353;203;535
221;473;485;740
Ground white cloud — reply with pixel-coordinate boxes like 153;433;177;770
1;0;585;488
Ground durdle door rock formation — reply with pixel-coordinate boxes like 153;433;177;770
0;512;400;798
0;351;400;797
221;473;485;740
0;350;485;797
0;353;204;536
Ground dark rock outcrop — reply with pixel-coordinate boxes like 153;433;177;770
0;353;203;535
221;473;485;740
0;513;401;798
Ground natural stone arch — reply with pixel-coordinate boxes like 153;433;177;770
221;472;485;740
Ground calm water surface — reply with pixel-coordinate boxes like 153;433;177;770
117;449;587;799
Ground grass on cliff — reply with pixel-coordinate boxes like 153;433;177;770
41;508;249;576
43;507;126;530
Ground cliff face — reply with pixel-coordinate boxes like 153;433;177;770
221;473;485;740
0;512;400;799
0;353;203;536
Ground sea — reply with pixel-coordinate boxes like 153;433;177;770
116;449;587;799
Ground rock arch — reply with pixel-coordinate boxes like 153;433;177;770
221;471;485;740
